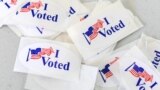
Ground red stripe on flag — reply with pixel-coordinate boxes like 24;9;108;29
140;71;153;82
89;32;98;40
31;54;41;60
130;69;139;77
20;8;31;12
105;71;113;78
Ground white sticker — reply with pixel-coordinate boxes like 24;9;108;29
97;56;120;87
84;43;116;65
96;50;127;88
137;34;160;72
66;0;89;17
62;0;90;30
83;1;97;12
5;0;68;32
8;25;60;38
117;46;160;90
14;37;82;82
25;65;98;90
90;0;112;17
0;0;26;26
95;39;139;90
54;32;73;44
6;0;90;37
82;0;117;65
67;0;143;60
94;85;118;90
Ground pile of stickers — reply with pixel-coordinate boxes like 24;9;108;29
1;0;160;90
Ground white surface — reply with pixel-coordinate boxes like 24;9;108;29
0;0;160;90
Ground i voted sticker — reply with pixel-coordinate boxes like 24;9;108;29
123;61;159;90
96;50;128;88
67;0;143;60
119;47;160;90
137;34;160;72
14;37;82;82
0;0;26;26
97;57;119;87
6;0;68;32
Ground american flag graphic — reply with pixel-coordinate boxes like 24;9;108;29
128;62;153;82
129;65;139;77
104;70;113;78
139;71;153;82
20;1;43;12
84;19;104;41
101;64;113;78
11;0;17;5
30;47;54;60
99;58;119;83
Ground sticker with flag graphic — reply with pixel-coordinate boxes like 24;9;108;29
99;57;119;83
0;0;17;8
0;0;27;27
26;47;54;62
124;61;160;89
16;0;43;14
83;19;104;45
99;64;113;83
125;62;153;82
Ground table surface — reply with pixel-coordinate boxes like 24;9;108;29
0;0;160;90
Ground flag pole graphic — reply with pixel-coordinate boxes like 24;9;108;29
83;33;91;45
99;70;106;83
125;62;136;71
26;48;31;62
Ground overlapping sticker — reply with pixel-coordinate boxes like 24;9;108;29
5;0;68;32
95;39;139;90
117;47;160;90
25;65;98;90
0;0;26;26
14;37;82;82
67;0;143;61
137;34;160;71
6;0;90;38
